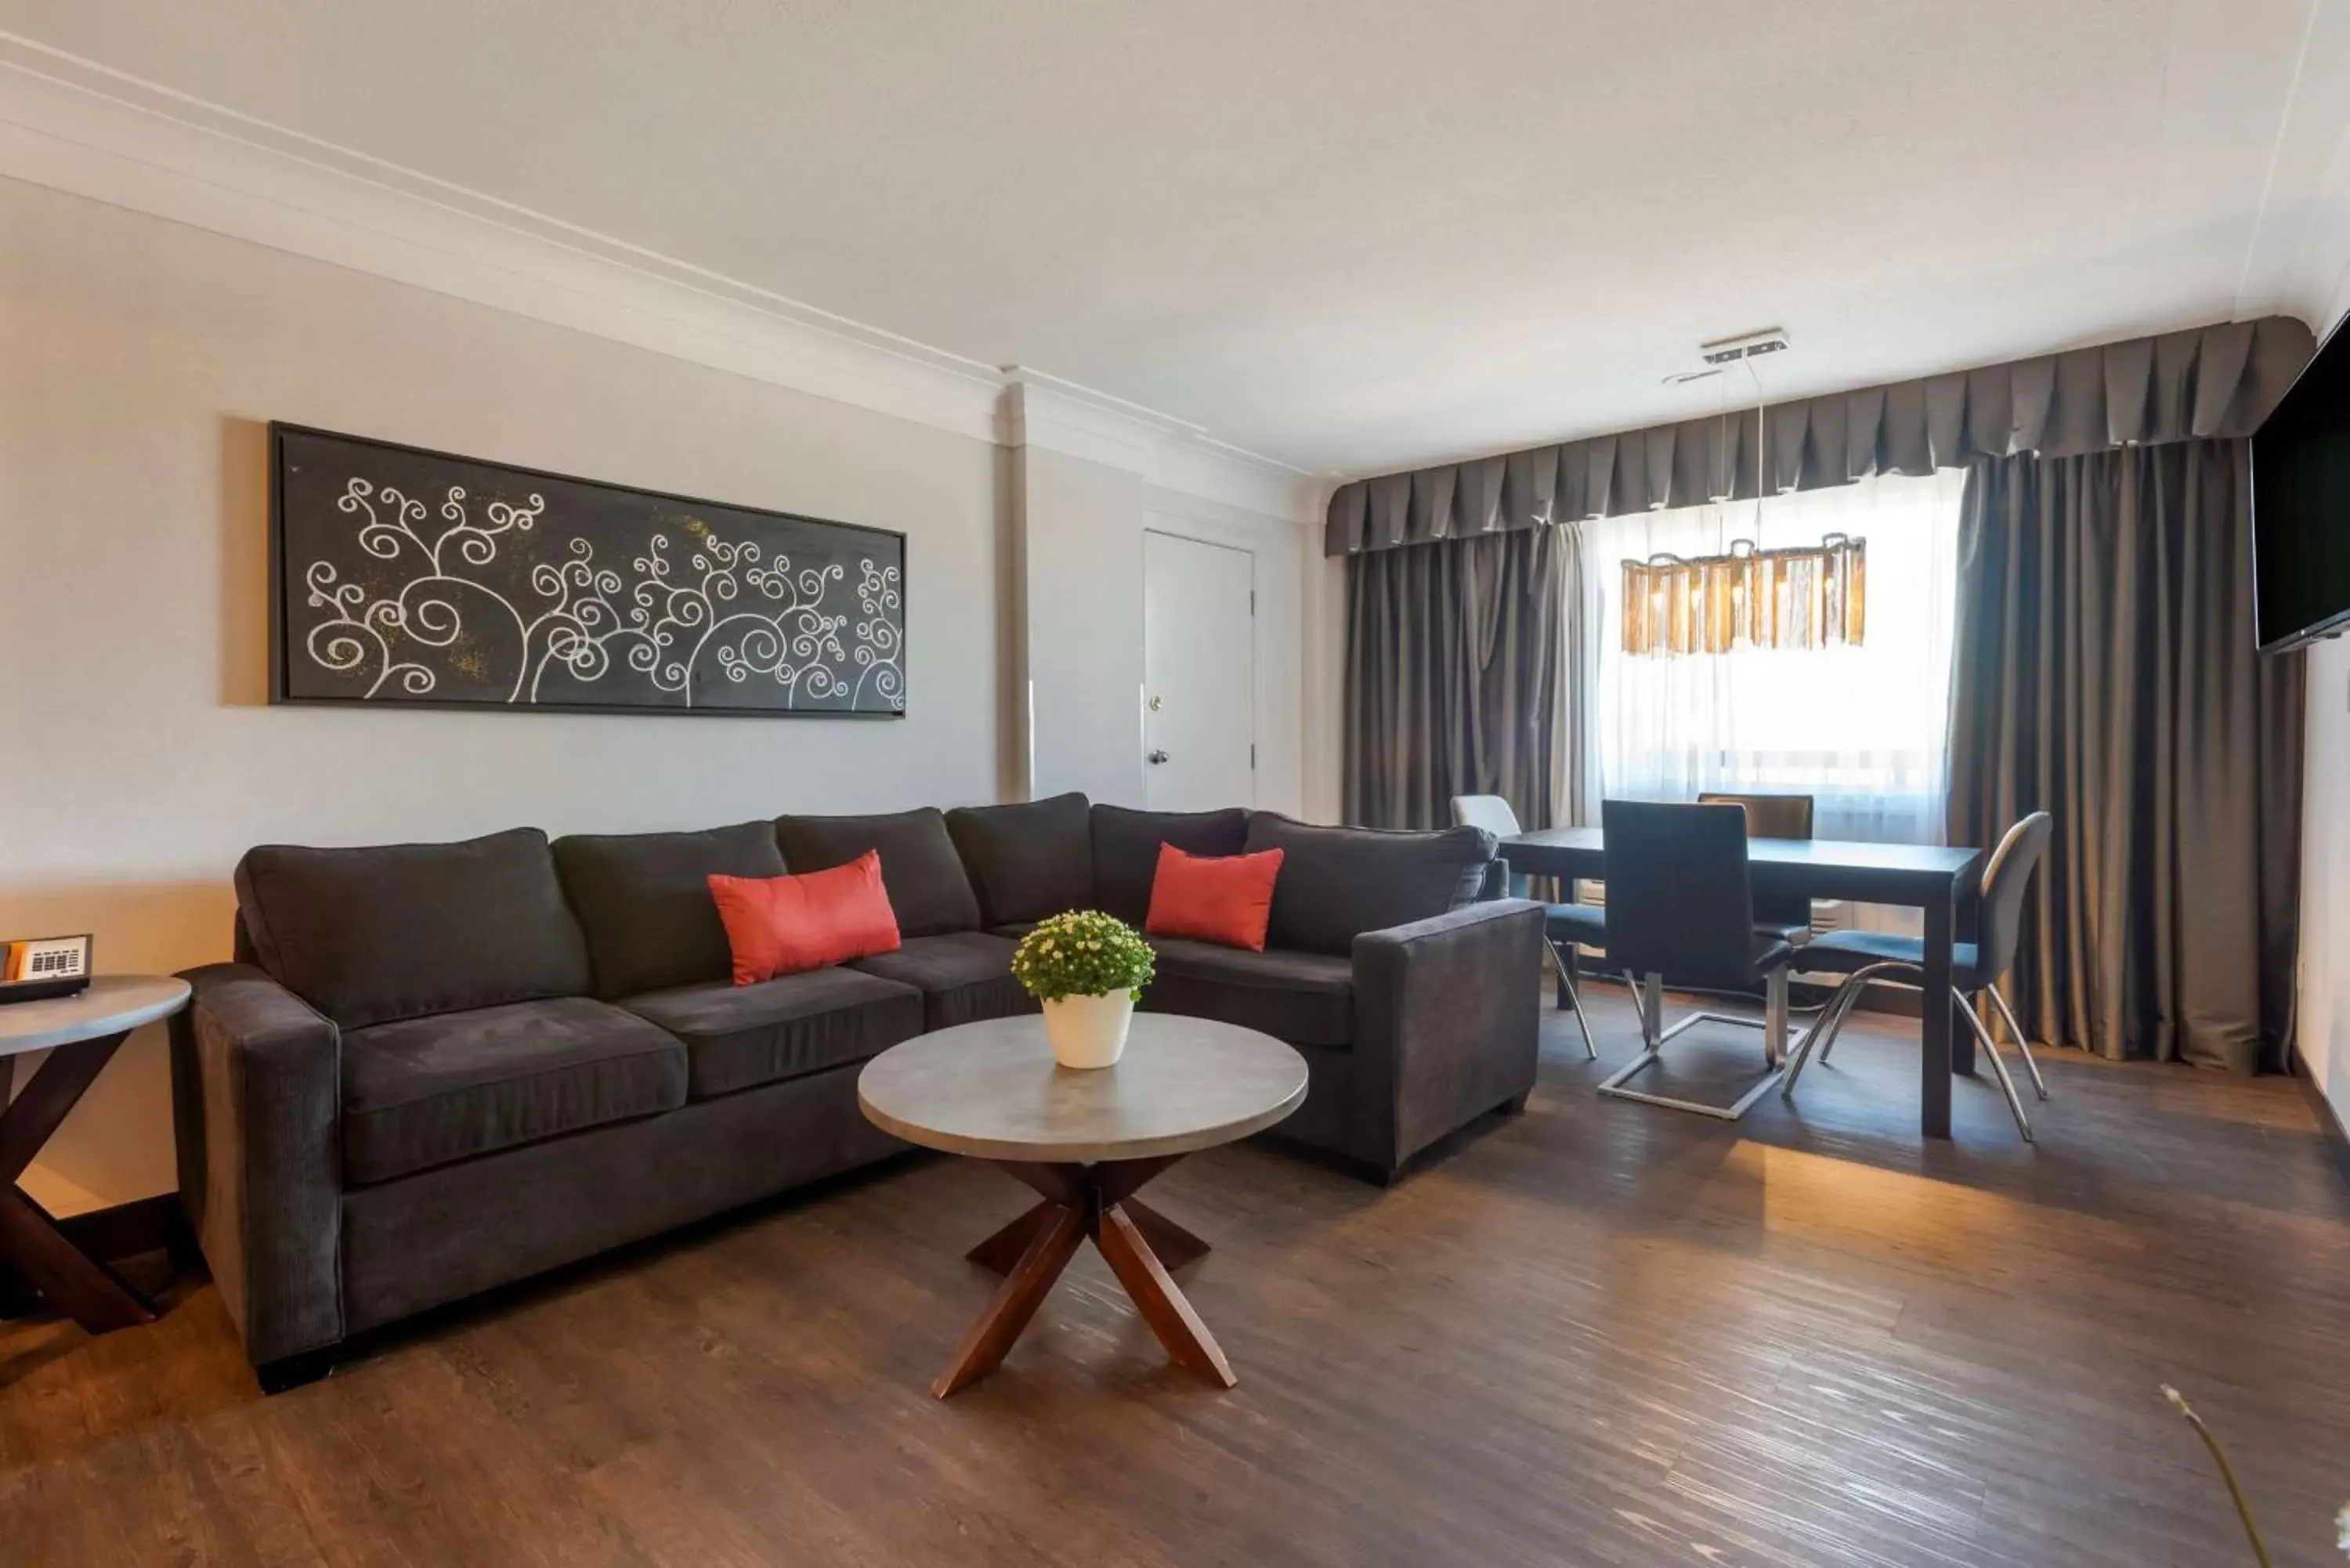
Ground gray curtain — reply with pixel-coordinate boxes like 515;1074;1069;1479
1343;522;1580;831
1946;440;2303;1071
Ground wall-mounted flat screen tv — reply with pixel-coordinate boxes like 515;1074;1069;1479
2253;313;2350;652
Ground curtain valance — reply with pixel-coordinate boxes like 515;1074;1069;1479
1323;316;2314;557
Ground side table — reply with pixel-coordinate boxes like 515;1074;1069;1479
0;974;190;1331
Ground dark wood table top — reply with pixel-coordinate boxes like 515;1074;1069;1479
1501;826;1981;903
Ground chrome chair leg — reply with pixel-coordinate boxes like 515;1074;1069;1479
1785;959;1911;1087
1598;970;1787;1120
1779;985;1831;1095
1955;991;2033;1143
1545;939;1600;1061
1672;972;1793;1064
1779;967;2037;1143
1983;985;2048;1100
1781;973;1867;1098
1631;970;1662;1050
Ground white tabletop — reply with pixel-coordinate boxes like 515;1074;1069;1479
0;975;191;1056
858;1013;1308;1164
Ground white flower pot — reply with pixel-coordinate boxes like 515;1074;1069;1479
1040;990;1136;1069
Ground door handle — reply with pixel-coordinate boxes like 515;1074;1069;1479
1148;750;1170;764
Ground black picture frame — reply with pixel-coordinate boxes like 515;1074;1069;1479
268;423;907;717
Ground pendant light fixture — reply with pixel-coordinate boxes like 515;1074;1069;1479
1622;339;1867;657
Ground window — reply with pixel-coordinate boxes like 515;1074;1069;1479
1582;468;1964;844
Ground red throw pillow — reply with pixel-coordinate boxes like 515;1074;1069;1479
708;851;900;984
1144;844;1284;952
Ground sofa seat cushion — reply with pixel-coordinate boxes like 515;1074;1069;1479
1242;813;1497;957
552;820;785;999
848;932;1034;1030
1143;938;1355;1048
775;807;982;938
342;997;686;1185
945;793;1095;926
621;968;926;1100
237;827;595;1030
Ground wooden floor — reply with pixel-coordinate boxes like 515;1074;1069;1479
8;985;2350;1567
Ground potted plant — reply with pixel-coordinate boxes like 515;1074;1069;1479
1010;911;1156;1069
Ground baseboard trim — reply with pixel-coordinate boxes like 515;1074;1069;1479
56;1191;189;1264
2290;1047;2350;1191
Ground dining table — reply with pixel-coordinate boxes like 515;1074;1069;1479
1499;826;1984;1140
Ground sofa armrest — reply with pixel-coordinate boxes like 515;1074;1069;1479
168;963;345;1367
1349;898;1545;1174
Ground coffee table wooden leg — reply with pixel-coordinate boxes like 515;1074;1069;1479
965;1200;1058;1275
934;1203;1086;1399
1095;1204;1235;1388
940;1158;1234;1393
1119;1198;1209;1270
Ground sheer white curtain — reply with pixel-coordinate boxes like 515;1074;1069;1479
1582;468;1964;844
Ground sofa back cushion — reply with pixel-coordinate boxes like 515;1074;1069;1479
1090;804;1249;925
773;807;982;938
1242;813;1498;956
234;827;595;1030
552;820;785;999
943;792;1094;927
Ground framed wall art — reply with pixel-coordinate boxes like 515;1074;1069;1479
269;424;906;717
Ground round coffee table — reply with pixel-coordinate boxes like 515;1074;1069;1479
858;1012;1307;1397
0;974;190;1332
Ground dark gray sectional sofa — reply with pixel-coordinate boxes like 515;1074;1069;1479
170;795;1542;1384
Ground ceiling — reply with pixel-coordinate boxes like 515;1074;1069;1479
5;0;2349;479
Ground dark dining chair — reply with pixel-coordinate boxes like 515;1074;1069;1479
1696;791;1816;944
1596;800;1798;1119
1779;812;2053;1141
1452;795;1601;1060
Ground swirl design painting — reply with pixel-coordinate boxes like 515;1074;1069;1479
270;425;906;717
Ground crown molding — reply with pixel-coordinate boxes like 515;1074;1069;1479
1002;371;1323;522
0;31;1321;523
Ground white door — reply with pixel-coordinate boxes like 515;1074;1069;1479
1143;530;1256;811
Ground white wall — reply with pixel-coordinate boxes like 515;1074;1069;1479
1014;453;1310;817
2301;638;2349;1129
2297;276;2350;1138
1018;447;1148;804
2287;168;2350;1131
0;175;1012;1213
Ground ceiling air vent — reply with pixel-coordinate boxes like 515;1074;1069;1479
1698;328;1791;367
